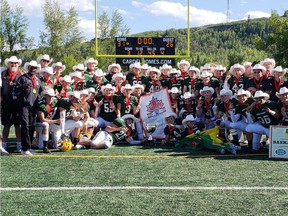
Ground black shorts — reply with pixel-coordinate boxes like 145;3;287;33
1;103;21;127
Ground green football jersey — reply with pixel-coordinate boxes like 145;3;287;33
250;100;279;128
109;118;127;142
116;94;138;116
96;94;118;122
36;97;59;121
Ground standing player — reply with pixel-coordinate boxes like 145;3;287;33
182;66;200;94
245;64;272;96
125;62;145;86
142;67;162;93
224;63;249;95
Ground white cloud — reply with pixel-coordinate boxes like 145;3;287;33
190;7;226;26
135;1;226;26
117;9;128;16
131;1;145;8
78;19;96;40
100;5;110;11
244;11;271;19
8;0;94;17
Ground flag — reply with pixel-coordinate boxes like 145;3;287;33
139;88;174;139
176;126;229;151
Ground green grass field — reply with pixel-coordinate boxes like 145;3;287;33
1;143;288;215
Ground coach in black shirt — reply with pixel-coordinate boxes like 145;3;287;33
14;60;43;156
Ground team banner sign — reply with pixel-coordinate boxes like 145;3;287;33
139;88;174;139
269;126;288;159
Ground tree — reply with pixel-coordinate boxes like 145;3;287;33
95;10;130;68
0;0;29;52
255;11;288;67
39;0;84;63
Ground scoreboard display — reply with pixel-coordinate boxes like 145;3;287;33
115;37;176;66
116;37;175;56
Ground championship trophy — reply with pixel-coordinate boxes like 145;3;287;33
145;122;156;145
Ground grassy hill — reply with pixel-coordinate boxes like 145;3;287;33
132;17;271;68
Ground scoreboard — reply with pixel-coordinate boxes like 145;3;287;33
115;37;176;66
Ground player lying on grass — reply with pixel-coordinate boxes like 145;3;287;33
76;115;147;149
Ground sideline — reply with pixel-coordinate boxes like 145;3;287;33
1;186;288;191
7;154;268;159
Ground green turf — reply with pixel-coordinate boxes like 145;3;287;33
1;190;288;215
1;145;287;215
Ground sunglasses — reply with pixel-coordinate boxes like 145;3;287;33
42;59;50;63
9;62;18;65
255;97;265;100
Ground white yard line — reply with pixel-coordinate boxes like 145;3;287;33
1;186;288;191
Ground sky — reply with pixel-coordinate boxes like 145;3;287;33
7;0;288;44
